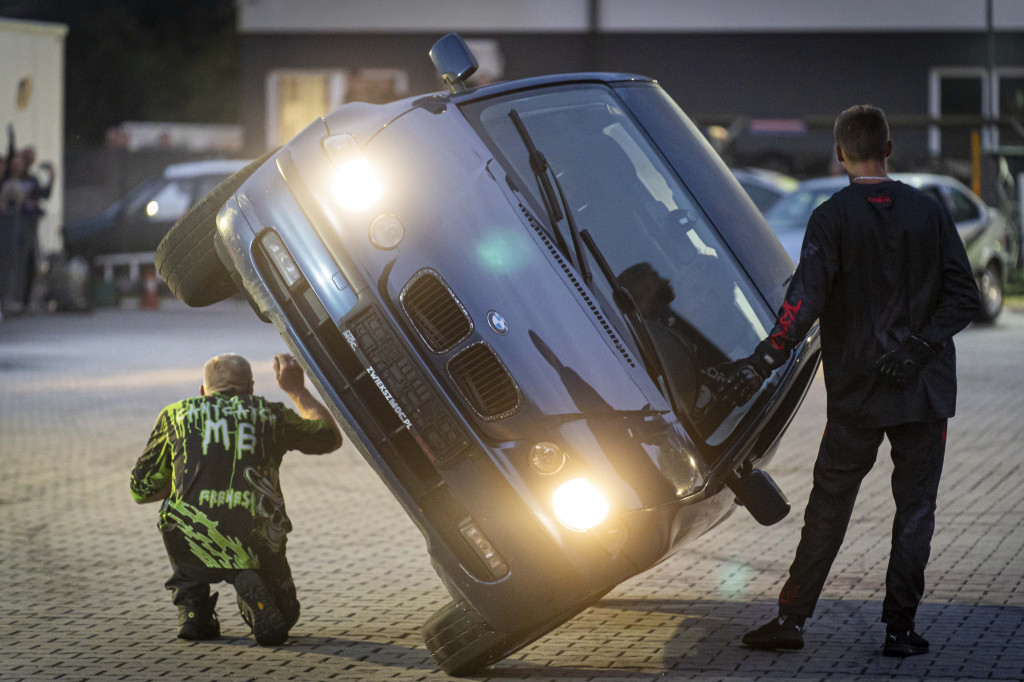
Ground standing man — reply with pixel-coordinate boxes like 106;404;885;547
717;105;980;657
131;353;342;645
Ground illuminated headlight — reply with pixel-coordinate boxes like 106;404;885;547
552;478;609;532
262;232;302;287
528;442;566;476
324;133;382;212
331;157;383;212
369;213;405;250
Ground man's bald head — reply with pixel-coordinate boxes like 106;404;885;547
202;354;254;395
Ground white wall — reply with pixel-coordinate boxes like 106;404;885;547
0;18;67;254
238;0;1024;34
238;0;589;34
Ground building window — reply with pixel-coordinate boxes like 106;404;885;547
266;68;409;148
930;67;1024;159
266;70;344;149
995;69;1024;148
929;68;988;160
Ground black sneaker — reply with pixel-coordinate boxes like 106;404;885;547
234;571;289;646
177;593;220;641
742;615;805;650
883;628;929;657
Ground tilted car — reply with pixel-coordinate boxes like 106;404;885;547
764;173;1017;322
156;35;821;675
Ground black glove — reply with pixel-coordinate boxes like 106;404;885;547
713;339;789;407
876;334;941;388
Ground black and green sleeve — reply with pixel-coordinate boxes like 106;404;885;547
130;408;174;503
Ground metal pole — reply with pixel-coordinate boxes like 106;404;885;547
987;0;997;148
588;0;600;72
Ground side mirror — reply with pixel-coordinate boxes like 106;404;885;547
430;33;478;94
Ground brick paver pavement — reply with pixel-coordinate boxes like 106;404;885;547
1;299;1021;681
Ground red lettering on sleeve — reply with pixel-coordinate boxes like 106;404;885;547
769;299;803;350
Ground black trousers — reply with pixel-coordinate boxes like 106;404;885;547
163;534;299;618
778;419;947;631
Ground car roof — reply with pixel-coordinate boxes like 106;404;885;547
732;167;800;191
163;159;251;179
796;172;967;193
450;72;654;103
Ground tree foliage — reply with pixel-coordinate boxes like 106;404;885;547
0;0;239;145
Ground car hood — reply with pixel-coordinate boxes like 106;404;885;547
370;108;668;424
294;104;705;507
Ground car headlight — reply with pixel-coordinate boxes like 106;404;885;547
323;133;383;212
331;157;382;212
552;478;609;532
262;231;302;287
368;213;405;250
528;442;566;476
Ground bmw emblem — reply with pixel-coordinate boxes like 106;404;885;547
487;310;509;335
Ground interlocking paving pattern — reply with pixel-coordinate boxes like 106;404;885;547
1;299;1021;680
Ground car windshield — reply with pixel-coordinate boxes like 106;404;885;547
463;85;772;366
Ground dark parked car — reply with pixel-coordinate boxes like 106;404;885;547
156;35;821;675
63;159;251;257
764;173;1017;322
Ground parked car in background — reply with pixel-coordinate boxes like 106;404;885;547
731;167;799;212
764;173;1017;322
156;34;821;675
63;159;251;258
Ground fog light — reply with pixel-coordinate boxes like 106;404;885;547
552;478;609;532
369;213;405;250
262;232;302;287
528;442;566;476
459;519;508;579
331;157;383;212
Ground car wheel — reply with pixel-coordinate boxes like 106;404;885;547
155;150;274;307
975;262;1003;323
422;600;512;676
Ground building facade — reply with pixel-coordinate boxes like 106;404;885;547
237;0;1024;176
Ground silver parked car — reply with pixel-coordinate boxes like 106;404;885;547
764;173;1017;322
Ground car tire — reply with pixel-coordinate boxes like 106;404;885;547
975;262;1003;323
155;151;275;307
422;600;512;676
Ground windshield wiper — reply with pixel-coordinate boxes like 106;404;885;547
507;108;591;285
505;109;671;407
578;228;680;415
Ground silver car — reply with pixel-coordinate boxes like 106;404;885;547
765;173;1017;322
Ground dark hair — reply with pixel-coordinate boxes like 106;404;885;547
833;105;890;163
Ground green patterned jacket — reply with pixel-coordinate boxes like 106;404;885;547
130;390;336;569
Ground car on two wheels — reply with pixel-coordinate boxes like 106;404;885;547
155;34;820;676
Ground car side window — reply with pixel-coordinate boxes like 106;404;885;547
922;186;944;205
140;179;195;222
946;187;981;222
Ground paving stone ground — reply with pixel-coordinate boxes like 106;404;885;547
1;298;1021;681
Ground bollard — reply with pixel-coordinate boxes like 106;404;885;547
140;265;160;309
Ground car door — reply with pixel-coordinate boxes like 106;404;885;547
922;181;990;269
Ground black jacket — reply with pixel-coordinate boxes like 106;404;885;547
767;180;980;427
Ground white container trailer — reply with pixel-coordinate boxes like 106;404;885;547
1;17;67;255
